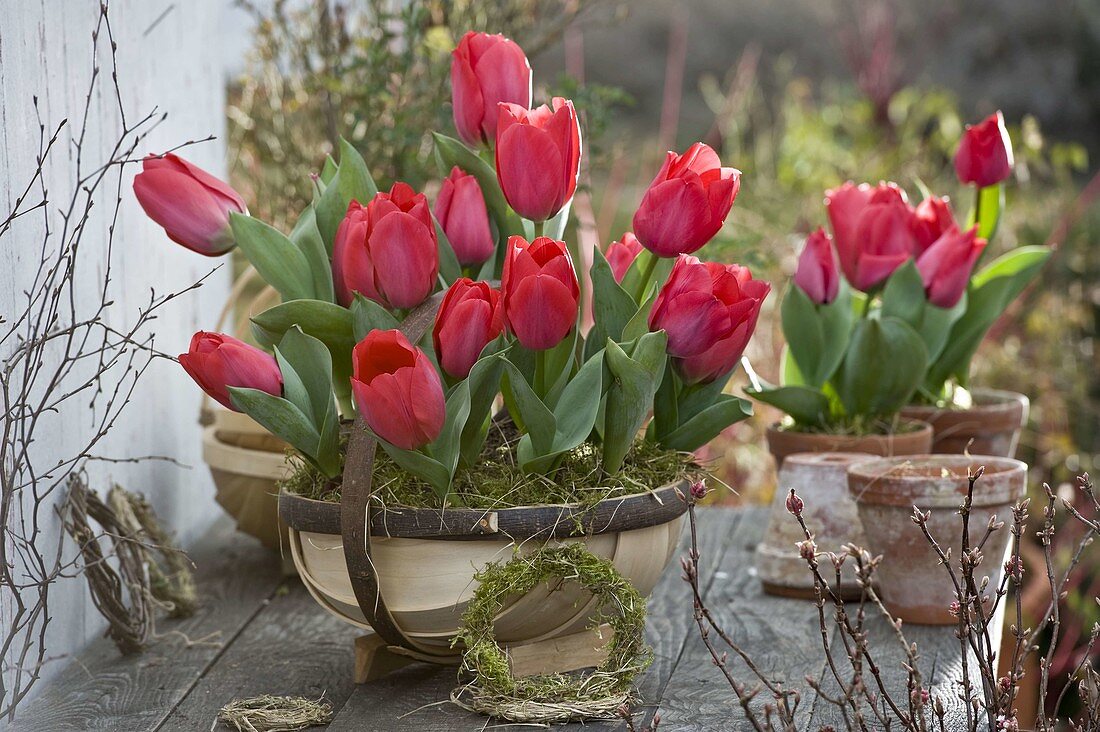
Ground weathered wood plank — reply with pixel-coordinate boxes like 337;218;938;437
324;507;741;732
652;506;834;731
9;518;284;731
154;582;360;731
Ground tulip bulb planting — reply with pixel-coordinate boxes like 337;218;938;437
747;111;1051;434
142;31;767;505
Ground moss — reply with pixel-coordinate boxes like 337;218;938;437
280;422;700;509
454;543;651;722
781;414;927;437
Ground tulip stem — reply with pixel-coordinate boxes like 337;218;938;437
534;348;548;399
634;252;659;302
532;219;545;239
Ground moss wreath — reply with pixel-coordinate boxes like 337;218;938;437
452;542;653;724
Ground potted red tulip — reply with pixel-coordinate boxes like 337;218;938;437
135;31;768;704
897;111;1049;458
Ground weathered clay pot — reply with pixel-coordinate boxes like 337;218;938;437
848;455;1026;625
765;419;933;469
756;452;873;600
900;388;1029;459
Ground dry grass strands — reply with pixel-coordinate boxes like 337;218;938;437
60;476;196;655
453;543;652;724
216;695;333;732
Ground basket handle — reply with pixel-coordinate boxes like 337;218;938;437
339;291;454;658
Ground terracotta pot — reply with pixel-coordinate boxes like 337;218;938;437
765;419;933;469
900;388;1029;459
756;452;873;600
848;455;1026;625
279;484;686;658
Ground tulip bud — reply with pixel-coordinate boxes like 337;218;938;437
915;224;986;308
178;332;282;411
649;255;770;384
785;490;805;517
825;181;916;292
910;196;955;255
351;329;445;450
632;143;741;257
133;153;246;256
332;183;439;309
432;278;505;380
495;98;581;222
793;228;839;305
435;167;495;267
501;235;580;351
605;232;643;283
450;31;532;147
955;111;1014;187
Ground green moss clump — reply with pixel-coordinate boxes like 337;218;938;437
455;543;651;722
279;422;700;509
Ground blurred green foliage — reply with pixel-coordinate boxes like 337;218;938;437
228;0;623;231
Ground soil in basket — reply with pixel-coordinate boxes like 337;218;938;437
281;419;702;510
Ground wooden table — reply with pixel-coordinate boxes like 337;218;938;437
11;507;993;731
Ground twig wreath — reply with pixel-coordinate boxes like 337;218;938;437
452;543;652;723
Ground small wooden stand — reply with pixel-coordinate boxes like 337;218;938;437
353;623;613;684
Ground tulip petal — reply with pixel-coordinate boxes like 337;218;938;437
654;290;733;358
354;374;425;450
507;274;577;351
476;41;532;139
368;212;439;309
497;125;566;222
633;178;711;256
133;169;234;256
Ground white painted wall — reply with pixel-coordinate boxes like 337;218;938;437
0;0;234;704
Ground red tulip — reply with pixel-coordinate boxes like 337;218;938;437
332;182;439;309
133;153;246;256
351;330;445;450
649;255;770;384
178;332;282;411
501;235;580;351
435;167;495;267
433;279;505;379
915;224;987;308
495;98;581;222
825;181;916;291
451;31;531;147
794;228;839;305
954;111;1013;187
910;196;955;254
632;142;741;257
605;232;643;283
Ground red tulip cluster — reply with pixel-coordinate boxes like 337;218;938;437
814;181;985;308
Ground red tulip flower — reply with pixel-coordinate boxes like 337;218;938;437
915;224;987;308
451;31;531;147
435;167;495;267
649;255;770;384
178;332;282;411
351;330;445;450
794;228;839;305
433;279;505;379
495;98;581;222
605;232;643;283
501;235;580;351
910;196;955;254
133;153;246;256
825;181;916;292
632;143;741;257
332;182;439;309
954;111;1014;187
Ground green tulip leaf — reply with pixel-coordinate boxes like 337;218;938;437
502;360;555;454
350;295;401;341
590;246;639;344
926;245;1050;389
288;206;335;303
602;333;667;473
315;138;378;252
551;349;606;452
229;213;315;301
744;382;830;428
834;316;928;418
658;393;753;452
432;212;463;286
781;283;853;388
432;132;520;239
275;328;335;427
227;387;327;473
880;260;926;328
459;343;509;465
377;442;451;501
621;292;657;343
